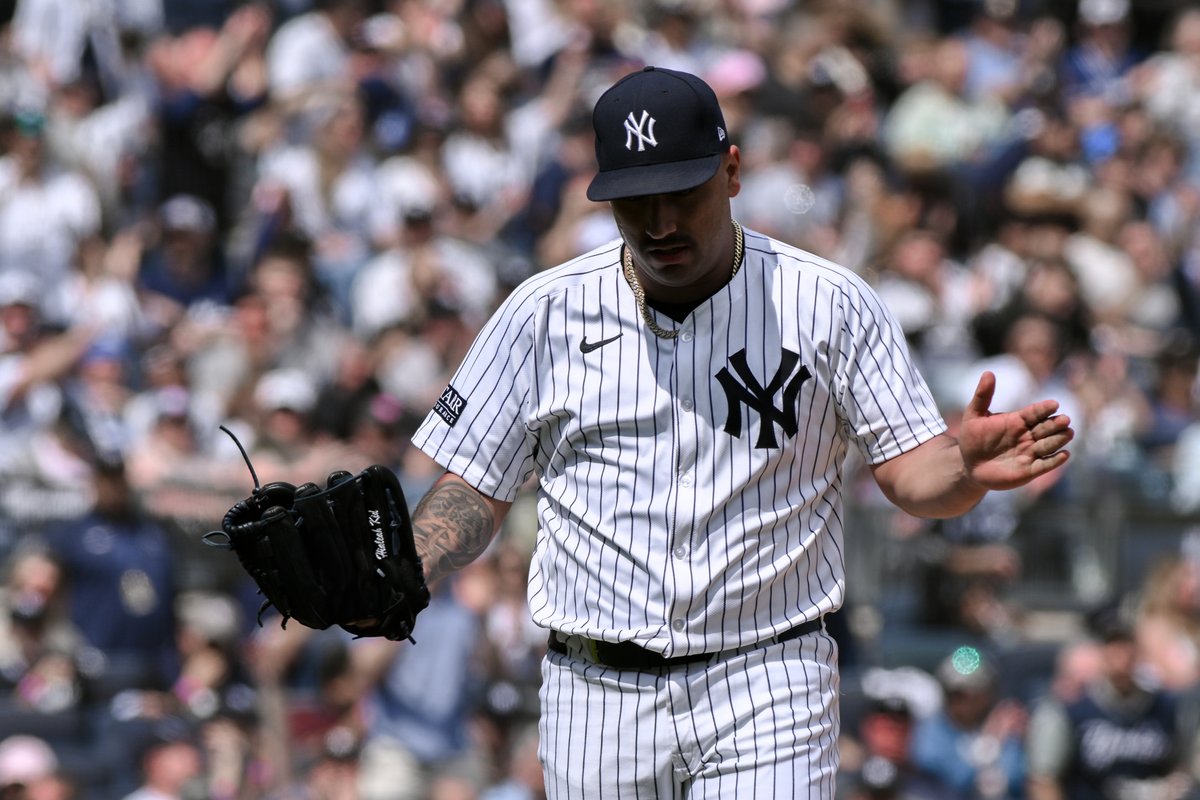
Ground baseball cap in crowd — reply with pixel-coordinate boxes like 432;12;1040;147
1087;602;1134;643
935;645;997;693
11;107;46;138
160;194;216;234
863;691;912;720
1079;0;1129;26
176;590;242;647
0;272;40;309
153;385;191;421
254;368;318;415
0;735;57;788
586;66;730;201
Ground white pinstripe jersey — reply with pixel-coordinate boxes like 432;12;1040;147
413;227;947;657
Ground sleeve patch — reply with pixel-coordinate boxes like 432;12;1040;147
433;384;467;427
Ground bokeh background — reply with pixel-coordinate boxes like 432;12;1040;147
1;0;1199;797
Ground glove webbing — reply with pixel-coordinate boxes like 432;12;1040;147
202;425;283;626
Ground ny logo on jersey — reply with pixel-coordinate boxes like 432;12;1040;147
716;348;811;449
624;110;658;152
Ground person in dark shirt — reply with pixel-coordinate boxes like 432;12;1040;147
44;459;178;689
1026;605;1200;799
150;4;272;234
138;194;232;309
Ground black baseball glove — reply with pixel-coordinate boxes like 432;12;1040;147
205;429;429;642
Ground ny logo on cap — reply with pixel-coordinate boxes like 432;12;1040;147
624;110;658;152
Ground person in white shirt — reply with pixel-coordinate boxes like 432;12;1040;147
265;0;366;112
0;108;101;288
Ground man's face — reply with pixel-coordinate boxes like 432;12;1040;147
608;147;742;303
8;128;43;170
93;469;131;516
860;712;913;762
0;303;37;347
1102;637;1138;693
944;686;994;727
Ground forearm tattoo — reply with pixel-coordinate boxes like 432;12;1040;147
413;481;496;585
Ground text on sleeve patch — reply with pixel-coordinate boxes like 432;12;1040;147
433;384;467;427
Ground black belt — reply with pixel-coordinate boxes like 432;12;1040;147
547;617;823;670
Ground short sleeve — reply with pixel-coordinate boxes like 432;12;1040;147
412;289;539;501
833;278;947;464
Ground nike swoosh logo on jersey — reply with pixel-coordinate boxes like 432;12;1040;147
579;334;622;353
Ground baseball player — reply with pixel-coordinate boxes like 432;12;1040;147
409;66;1074;799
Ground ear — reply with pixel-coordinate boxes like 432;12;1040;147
726;146;742;198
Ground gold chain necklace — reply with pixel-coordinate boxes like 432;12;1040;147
622;220;744;340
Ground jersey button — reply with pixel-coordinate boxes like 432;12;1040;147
679;474;693;488
681;398;693;411
673;545;688;559
680;331;694;343
672;619;685;632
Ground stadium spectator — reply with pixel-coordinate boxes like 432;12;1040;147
43;459;179;690
5;0;1200;795
0;547;82;715
147;4;272;234
0;733;75;800
842;686;952;800
910;646;1027;798
119;717;203;800
1134;554;1200;692
254;91;377;313
1061;0;1142;104
883;37;1010;175
264;0;366;112
138;194;231;313
353;570;490;800
0;107;101;288
1026;605;1200;799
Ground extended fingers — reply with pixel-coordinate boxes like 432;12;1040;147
1029;449;1071;475
1018;398;1061;426
1030;412;1071;438
1031;415;1074;457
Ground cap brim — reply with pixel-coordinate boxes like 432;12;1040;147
587;154;722;201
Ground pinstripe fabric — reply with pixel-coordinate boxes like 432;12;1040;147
412;228;944;796
413;227;946;654
538;629;841;799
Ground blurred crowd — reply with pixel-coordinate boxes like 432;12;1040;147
2;0;1200;796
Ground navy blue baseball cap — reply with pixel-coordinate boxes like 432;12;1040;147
586;66;730;201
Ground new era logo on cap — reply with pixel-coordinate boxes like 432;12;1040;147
587;66;731;201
